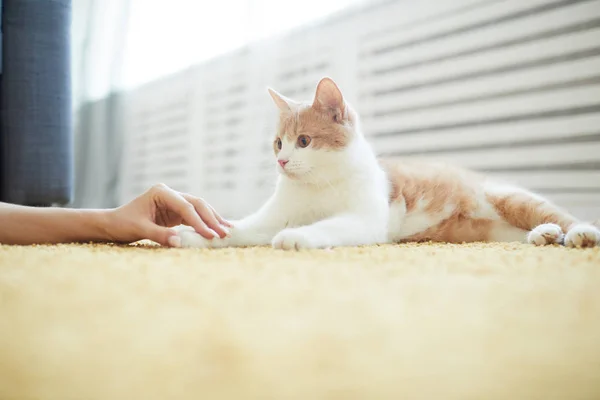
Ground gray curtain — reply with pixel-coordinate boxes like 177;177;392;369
72;0;130;208
1;0;73;206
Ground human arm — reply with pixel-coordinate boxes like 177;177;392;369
0;183;231;247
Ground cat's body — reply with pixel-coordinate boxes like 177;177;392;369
176;77;600;249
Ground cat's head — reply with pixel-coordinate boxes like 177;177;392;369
267;77;361;184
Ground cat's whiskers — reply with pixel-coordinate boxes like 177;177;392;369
305;168;322;188
322;174;339;194
305;167;339;195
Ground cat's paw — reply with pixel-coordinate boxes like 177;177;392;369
564;224;600;248
174;226;213;248
272;228;323;250
527;223;564;246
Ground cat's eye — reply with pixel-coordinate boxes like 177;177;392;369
297;135;311;148
276;138;282;150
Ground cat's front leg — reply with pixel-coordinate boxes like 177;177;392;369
174;196;286;248
173;225;237;248
272;212;388;250
175;224;275;248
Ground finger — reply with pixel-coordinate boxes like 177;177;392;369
157;189;219;239
178;192;232;228
142;226;180;247
182;195;229;238
208;203;233;227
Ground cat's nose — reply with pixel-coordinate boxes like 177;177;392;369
278;159;289;168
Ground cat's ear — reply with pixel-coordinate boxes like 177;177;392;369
312;77;346;123
267;87;296;114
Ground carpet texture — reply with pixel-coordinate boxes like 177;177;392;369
0;242;599;399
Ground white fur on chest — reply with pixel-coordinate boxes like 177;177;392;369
278;177;382;228
283;186;346;227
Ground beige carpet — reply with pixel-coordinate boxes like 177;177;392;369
0;242;599;399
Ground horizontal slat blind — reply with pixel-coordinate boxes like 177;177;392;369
111;0;600;221
359;0;600;221
120;75;193;200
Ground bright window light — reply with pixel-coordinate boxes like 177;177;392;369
121;0;366;90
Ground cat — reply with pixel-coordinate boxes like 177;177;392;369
175;77;600;250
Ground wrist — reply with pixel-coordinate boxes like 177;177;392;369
82;208;117;242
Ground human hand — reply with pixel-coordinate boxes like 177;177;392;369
107;183;232;247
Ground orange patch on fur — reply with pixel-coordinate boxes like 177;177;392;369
486;192;579;233
381;159;481;211
381;158;584;242
381;159;496;242
275;106;352;152
406;215;495;243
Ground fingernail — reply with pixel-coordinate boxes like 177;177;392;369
223;219;234;227
222;227;231;237
168;236;181;248
210;230;220;239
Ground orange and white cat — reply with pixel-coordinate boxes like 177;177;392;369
176;77;600;250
